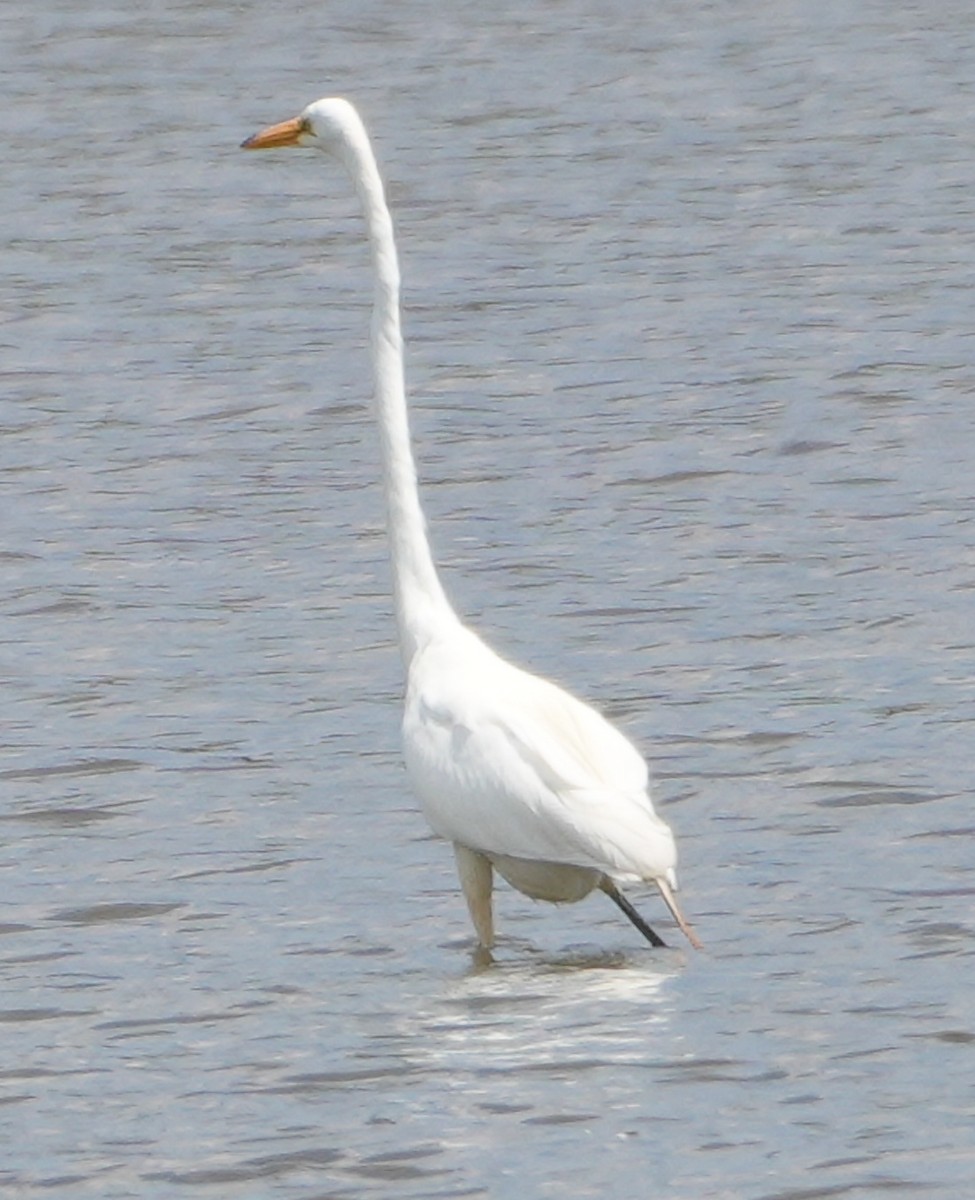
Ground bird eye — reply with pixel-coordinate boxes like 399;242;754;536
299;116;315;137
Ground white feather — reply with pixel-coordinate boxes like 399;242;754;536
403;626;677;883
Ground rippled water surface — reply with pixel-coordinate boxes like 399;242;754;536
3;1;974;1196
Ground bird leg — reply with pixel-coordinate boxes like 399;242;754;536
655;875;704;950
600;878;668;948
453;844;495;949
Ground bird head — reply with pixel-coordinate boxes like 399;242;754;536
241;97;361;155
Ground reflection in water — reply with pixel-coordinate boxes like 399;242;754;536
428;950;676;1071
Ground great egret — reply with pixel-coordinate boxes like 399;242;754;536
242;98;701;953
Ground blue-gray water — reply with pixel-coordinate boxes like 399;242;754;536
3;2;973;1196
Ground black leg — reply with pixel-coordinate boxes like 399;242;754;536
600;879;668;948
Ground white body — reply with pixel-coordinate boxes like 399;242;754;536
404;623;676;887
243;98;697;951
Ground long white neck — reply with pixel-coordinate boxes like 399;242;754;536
337;116;458;667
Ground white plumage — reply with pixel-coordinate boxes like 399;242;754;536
243;98;700;953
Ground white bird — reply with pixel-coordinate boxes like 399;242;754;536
242;98;701;954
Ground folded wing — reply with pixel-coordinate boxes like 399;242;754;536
403;629;676;882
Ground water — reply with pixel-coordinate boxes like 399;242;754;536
3;1;973;1196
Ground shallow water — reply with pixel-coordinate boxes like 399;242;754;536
2;1;974;1196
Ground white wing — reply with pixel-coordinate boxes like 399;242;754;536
402;626;677;882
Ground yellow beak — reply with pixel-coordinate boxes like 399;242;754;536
241;116;304;151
